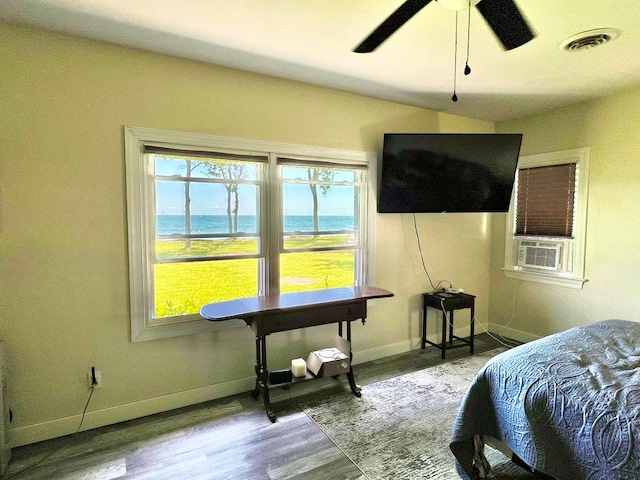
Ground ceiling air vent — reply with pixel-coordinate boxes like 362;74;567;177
560;28;620;52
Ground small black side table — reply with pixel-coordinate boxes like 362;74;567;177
422;292;475;359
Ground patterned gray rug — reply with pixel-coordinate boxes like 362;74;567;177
300;349;535;480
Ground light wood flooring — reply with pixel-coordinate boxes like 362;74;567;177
4;334;515;480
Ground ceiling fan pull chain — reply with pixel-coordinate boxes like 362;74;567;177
452;10;459;102
464;0;472;75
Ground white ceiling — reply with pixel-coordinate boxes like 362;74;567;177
2;0;640;121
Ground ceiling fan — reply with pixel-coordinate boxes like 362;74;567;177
353;0;535;53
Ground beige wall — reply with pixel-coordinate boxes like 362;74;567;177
0;23;495;446
490;87;640;341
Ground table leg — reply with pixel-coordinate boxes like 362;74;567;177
449;311;454;346
251;335;261;399
344;321;361;397
470;303;475;354
346;371;362;397
252;334;276;422
260;335;276;422
421;301;427;349
441;310;447;359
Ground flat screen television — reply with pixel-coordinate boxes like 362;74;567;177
377;133;523;213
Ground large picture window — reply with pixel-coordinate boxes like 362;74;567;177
125;127;375;341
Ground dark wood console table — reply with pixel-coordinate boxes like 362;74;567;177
200;286;394;422
422;292;475;359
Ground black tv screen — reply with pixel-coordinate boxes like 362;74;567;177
378;133;523;213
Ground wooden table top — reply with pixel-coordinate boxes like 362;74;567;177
200;286;393;322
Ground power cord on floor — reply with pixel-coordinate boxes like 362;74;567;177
433;273;523;351
474;280;523;348
473;316;521;349
437;302;520;350
3;386;95;479
502;279;522;330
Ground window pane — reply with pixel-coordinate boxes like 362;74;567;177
281;168;359;249
154;259;259;318
280;251;355;293
151;151;265;318
281;168;358;223
156;181;259;234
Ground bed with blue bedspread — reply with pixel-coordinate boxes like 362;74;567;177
450;319;640;480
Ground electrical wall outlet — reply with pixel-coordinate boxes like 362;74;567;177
87;368;102;389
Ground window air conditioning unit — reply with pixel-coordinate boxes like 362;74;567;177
517;239;563;271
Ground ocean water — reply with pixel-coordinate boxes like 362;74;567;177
157;215;355;235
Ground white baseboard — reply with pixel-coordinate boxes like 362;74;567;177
11;324;527;448
12;339;425;448
352;326;475;365
352;339;418;365
10;376;256;448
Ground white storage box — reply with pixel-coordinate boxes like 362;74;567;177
307;336;351;377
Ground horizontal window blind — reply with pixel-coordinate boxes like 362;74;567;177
515;163;576;237
277;157;368;170
144;145;268;163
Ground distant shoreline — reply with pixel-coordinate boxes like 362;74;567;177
156;214;355;236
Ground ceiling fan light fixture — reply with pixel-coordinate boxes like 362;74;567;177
437;0;481;11
559;28;620;52
354;0;535;53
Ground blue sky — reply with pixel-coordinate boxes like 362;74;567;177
154;158;357;216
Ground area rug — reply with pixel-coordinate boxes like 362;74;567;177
300;349;534;480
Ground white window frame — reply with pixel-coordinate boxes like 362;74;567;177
503;147;590;288
124;126;376;341
276;156;369;291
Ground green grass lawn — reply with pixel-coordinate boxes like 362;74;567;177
154;236;355;317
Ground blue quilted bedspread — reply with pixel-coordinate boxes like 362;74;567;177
450;320;640;480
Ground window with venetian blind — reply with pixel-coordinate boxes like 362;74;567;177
504;148;590;288
515;163;576;238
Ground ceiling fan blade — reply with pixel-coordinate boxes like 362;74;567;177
476;0;535;50
353;0;433;53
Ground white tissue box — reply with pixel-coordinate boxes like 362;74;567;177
306;336;351;377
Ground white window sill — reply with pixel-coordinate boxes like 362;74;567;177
503;268;587;289
132;316;247;342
